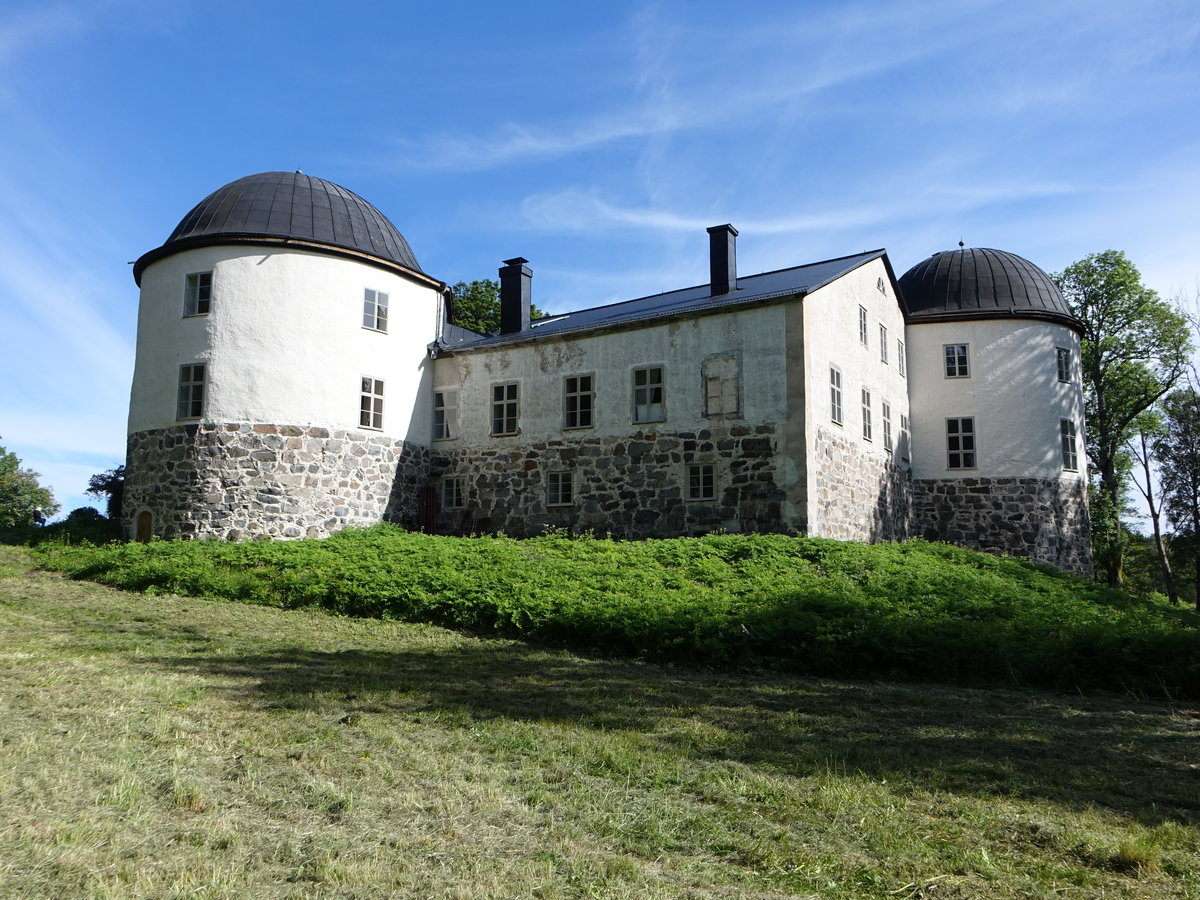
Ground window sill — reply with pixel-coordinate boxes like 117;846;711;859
563;425;594;431
362;326;387;334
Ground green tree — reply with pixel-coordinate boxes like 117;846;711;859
1157;388;1200;608
86;465;125;519
449;279;544;334
0;440;59;527
1054;251;1193;586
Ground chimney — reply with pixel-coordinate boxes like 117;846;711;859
707;224;738;296
499;257;532;334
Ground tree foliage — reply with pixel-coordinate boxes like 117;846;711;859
1156;388;1200;607
86;465;125;520
0;440;59;527
449;279;544;335
1053;251;1193;585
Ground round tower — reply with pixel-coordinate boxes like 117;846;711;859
125;171;446;540
898;247;1091;573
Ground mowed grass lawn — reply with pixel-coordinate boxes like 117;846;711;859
1;544;1198;899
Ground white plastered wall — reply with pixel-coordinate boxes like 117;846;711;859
129;246;442;444
905;318;1086;480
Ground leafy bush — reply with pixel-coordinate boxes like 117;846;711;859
30;526;1200;697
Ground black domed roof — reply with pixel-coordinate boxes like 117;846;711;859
134;171;423;283
898;247;1078;330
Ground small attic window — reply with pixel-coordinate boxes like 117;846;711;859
876;276;886;294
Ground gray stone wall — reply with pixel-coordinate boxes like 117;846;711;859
430;423;791;538
124;423;427;540
913;477;1092;575
810;425;912;542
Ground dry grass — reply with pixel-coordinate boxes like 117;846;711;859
1;544;1198;898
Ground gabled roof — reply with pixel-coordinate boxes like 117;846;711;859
439;249;887;351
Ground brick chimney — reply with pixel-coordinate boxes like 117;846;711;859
707;224;738;297
499;257;532;335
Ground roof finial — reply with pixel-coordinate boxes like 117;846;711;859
296;168;303;174
958;239;965;249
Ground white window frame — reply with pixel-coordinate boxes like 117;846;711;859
858;305;869;347
686;463;716;501
563;374;594;429
442;476;465;509
183;272;212;317
830;366;843;425
177;363;205;420
433;389;458;440
861;388;872;442
944;344;970;378
1056;346;1072;383
882;400;893;453
879;325;888;364
1060;419;1079;471
897;339;906;377
702;352;742;418
360;377;384;430
363;288;388;332
899;413;911;462
946;417;976;469
491;382;519;435
632;366;665;424
546;471;574;506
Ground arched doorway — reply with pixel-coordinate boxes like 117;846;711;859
135;511;152;542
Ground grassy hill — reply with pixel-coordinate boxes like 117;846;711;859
29;526;1200;699
1;543;1198;898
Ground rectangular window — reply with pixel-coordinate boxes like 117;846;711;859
858;306;869;347
633;366;665;423
687;463;716;501
433;389;458;440
360;377;384;430
1056;346;1072;383
177;363;205;419
899;413;911;462
491;382;519;435
363;288;388;332
183;272;212;317
947;417;976;468
897;339;906;377
879;325;888;363
563;374;594;429
861;388;873;441
442;476;465;509
830;366;843;425
944;344;970;378
703;352;741;417
1060;419;1079;471
546;471;574;506
882;400;893;452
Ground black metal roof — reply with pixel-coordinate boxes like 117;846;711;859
898;247;1078;329
134;171;424;284
438;249;889;351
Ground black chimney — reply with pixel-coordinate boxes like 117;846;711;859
499;257;532;335
707;224;738;297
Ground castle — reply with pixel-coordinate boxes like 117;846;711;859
124;171;1092;573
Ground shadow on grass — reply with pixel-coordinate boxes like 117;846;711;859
147;640;1200;829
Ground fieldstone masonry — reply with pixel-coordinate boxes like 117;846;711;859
124;423;428;540
913;477;1092;575
431;423;790;538
811;426;911;542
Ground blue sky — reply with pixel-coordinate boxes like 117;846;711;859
1;0;1198;517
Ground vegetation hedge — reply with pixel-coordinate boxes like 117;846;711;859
30;525;1200;697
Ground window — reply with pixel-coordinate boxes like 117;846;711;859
879;325;888;364
442;476;465;509
858;306;869;347
877;276;887;294
360;377;384;430
1060;419;1079;471
183;272;211;317
687;464;716;501
433;390;458;440
1056;347;1072;383
861;388;873;441
563;374;594;429
491;382;519;435
177;363;205;419
946;417;976;468
546;471;574;506
703;353;741;417
944;344;969;378
830;366;843;425
363;289;388;332
633;367;665;423
882;400;893;452
897;339;906;377
899;414;911;462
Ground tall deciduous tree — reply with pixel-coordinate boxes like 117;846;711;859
449;279;544;335
1157;388;1200;608
86;465;125;519
0;439;59;527
1053;251;1192;586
